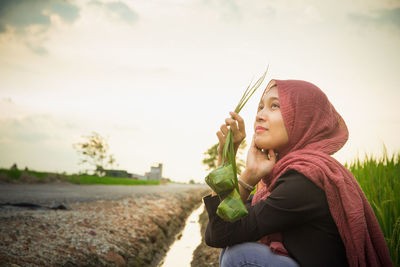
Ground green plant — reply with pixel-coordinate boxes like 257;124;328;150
68;175;160;185
346;149;400;266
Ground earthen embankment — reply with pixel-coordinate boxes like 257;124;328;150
0;187;209;266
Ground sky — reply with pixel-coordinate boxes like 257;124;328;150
0;0;399;183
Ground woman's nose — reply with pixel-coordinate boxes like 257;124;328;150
256;111;266;122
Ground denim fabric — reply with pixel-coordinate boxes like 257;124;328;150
219;242;299;267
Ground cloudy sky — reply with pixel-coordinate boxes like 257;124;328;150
0;0;399;182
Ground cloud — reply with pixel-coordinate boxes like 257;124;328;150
200;0;242;22
380;8;400;27
348;7;400;30
0;0;79;33
89;0;138;25
25;42;48;55
0;114;79;144
0;0;80;55
106;2;138;24
0;116;51;143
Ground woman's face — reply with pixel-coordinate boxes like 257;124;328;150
253;85;289;152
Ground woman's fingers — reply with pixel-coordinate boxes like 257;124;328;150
224;112;246;145
267;149;276;162
220;124;228;135
225;112;245;135
250;135;262;151
250;136;258;150
216;131;225;144
225;117;239;133
229;111;245;132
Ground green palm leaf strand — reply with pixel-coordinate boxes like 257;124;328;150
205;68;267;222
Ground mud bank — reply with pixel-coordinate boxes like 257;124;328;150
191;208;220;267
0;188;209;266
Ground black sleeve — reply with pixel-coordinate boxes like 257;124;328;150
204;171;329;248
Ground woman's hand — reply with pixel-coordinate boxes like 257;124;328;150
241;137;277;186
216;112;246;165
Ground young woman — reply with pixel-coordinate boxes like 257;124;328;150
204;80;392;267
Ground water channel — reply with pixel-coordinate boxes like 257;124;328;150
159;204;205;267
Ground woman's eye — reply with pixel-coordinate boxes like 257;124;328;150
258;105;264;111
271;103;280;109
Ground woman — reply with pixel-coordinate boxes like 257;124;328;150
204;79;392;267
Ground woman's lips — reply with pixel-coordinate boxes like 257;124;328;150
255;126;267;133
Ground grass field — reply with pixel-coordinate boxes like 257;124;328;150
346;151;400;266
0;168;160;185
68;175;160;185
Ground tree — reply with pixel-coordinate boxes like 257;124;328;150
10;163;18;170
202;143;219;170
73;132;117;176
202;140;247;175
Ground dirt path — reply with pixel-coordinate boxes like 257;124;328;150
0;183;207;205
0;187;210;267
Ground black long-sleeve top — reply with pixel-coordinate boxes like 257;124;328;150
204;170;349;267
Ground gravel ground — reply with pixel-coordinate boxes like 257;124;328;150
0;187;210;267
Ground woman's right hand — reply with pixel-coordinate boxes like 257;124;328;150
241;137;277;186
216;111;246;165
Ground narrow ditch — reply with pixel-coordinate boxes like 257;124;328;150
159;204;204;266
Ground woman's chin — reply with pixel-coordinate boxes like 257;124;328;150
254;138;270;151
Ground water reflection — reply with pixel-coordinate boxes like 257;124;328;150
160;204;204;267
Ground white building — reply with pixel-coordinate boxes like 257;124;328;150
130;163;163;181
145;163;163;180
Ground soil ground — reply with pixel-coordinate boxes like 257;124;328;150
0;188;209;267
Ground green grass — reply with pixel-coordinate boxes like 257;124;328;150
0;168;160;186
346;150;400;266
68;175;160;185
3;169;22;180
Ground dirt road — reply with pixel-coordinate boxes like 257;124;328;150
0;183;207;205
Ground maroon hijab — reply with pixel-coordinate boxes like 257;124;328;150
252;80;392;267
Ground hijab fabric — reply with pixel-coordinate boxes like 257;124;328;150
251;80;393;267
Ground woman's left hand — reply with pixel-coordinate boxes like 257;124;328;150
241;137;277;186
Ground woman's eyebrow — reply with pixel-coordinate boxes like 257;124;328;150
263;96;279;102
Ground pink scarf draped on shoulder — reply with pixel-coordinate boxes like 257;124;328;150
251;80;392;267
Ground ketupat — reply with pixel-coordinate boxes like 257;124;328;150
205;68;268;222
216;189;248;221
205;164;235;196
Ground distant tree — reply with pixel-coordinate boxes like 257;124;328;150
10;163;18;170
235;140;247;175
73;132;117;176
189;179;195;184
202;143;219;170
202;140;247;175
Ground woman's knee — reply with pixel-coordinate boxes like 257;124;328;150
220;242;269;267
219;242;299;267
